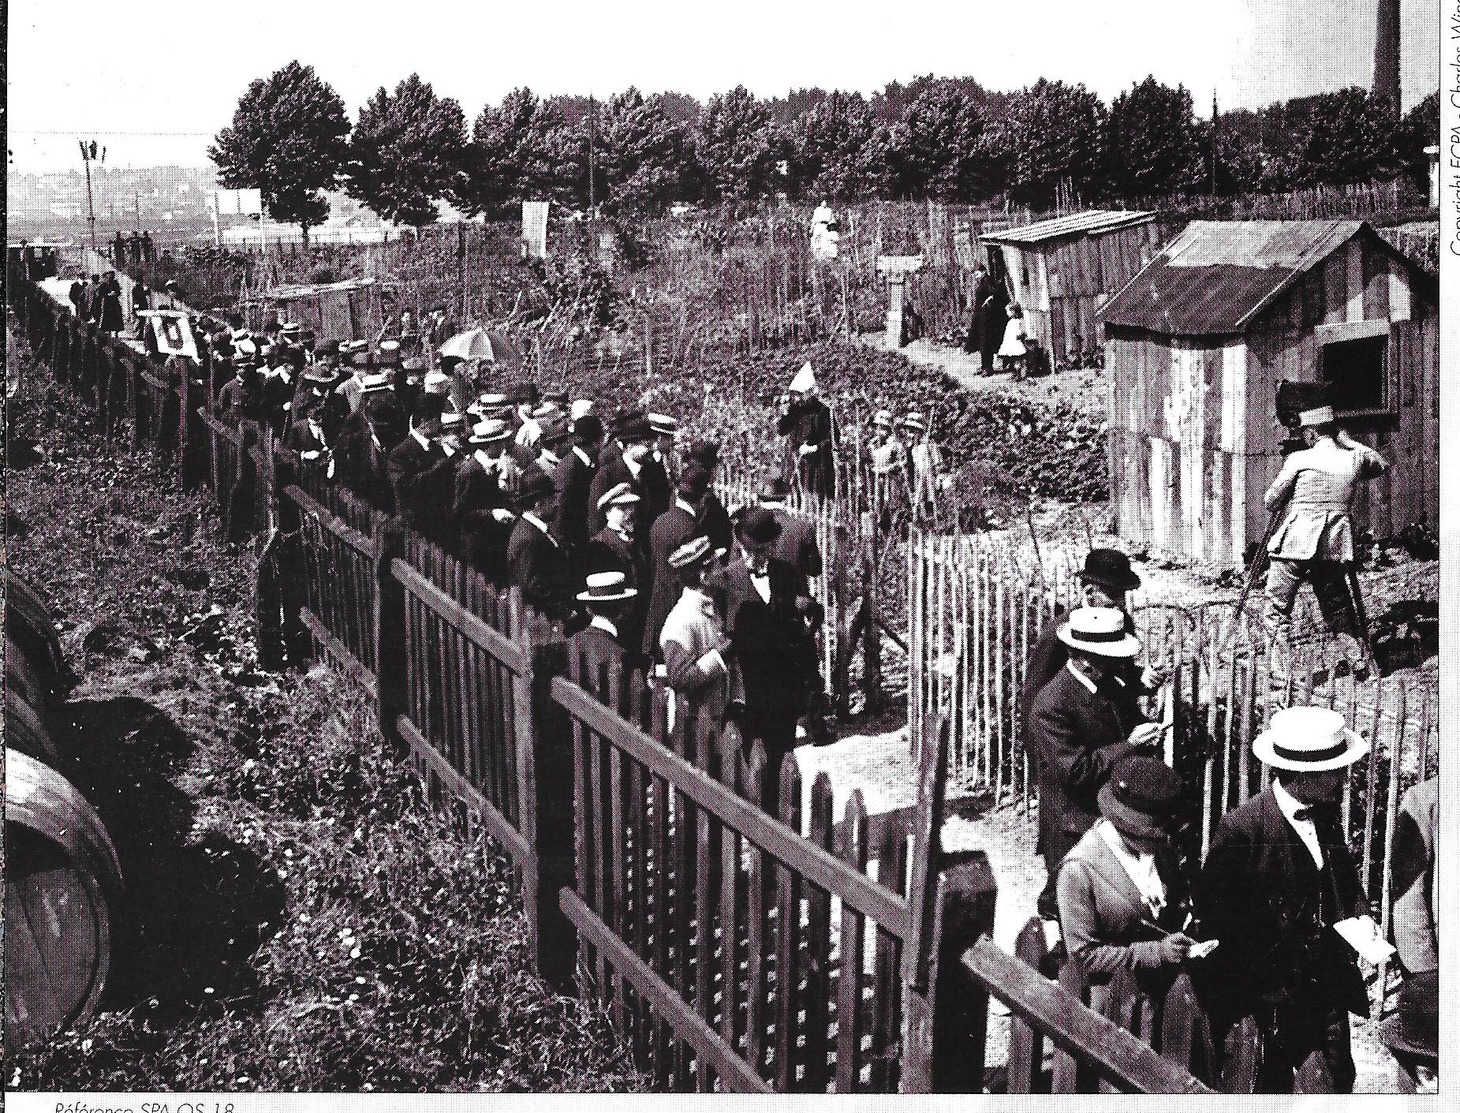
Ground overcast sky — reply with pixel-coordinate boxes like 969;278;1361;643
7;0;1441;173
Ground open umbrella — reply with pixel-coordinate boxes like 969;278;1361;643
439;327;522;368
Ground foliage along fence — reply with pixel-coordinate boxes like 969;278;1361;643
11;271;1216;1093
906;530;1438;1014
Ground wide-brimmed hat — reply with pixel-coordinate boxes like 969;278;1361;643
1058;607;1141;658
1299;405;1335;427
736;507;784;546
577;571;637;604
615;415;653;443
1080;548;1142;592
597;481;640;511
301;364;335;386
668;535;714;570
1380;971;1437;1065
515;470;555;508
469;419;512;446
1098;755;1189;841
424;369;452;396
1251;706;1369;771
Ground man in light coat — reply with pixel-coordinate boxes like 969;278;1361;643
659;535;730;720
1262;405;1387;651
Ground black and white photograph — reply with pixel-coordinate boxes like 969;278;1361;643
4;0;1453;1100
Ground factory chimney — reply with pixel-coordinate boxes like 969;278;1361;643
1373;0;1401;117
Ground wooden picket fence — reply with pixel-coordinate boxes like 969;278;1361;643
12;270;1225;1092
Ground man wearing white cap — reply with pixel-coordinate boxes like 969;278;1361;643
1262;405;1387;655
659;536;731;716
902;412;944;520
1028;606;1165;921
1196;706;1375;1094
867;409;906;529
776;362;836;498
586;482;649;648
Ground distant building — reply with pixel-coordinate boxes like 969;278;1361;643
1101;220;1439;567
1424;146;1439;209
980;209;1176;367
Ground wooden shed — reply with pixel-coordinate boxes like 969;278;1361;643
258;277;381;343
981;210;1173;367
1101;220;1439;568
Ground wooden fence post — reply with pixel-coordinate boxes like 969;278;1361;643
900;851;998;1093
862;520;884;715
374;520;410;761
511;593;579;995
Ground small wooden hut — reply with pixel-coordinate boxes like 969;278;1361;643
1101;220;1439;568
980;210;1171;366
260;277;380;342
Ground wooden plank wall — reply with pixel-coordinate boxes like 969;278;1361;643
1110;233;1437;565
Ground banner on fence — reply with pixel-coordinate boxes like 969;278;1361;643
522;201;550;259
138;309;198;362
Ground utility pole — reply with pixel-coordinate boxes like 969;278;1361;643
78;139;105;251
1210;89;1219;199
587;93;597;218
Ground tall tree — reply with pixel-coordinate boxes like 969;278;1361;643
695;86;779;204
346;75;469;228
886;80;993;201
1103;77;1205;198
997;79;1108;208
209;61;350;243
1261;88;1400;189
593;88;689;215
1396;91;1439;196
788;91;890;201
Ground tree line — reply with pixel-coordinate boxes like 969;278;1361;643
210;62;1440;239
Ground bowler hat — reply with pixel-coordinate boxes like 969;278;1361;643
684;439;720;467
678;464;711;501
1380;971;1438;1066
1058;607;1141;658
515;470;555;508
572;414;605;443
1097;755;1189;841
736;507;783;546
615;415;653;443
1251;706;1369;772
1080;548;1142;592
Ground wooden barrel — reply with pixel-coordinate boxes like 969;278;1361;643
5;748;123;1042
2;568;70;699
5;685;61;765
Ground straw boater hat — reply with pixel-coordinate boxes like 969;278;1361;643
531;402;563;422
468;419;512;446
902;412;926;434
1298;405;1335;427
439;411;465;432
1058;606;1141;659
668;535;714;570
596;482;640;511
577;571;637;604
648;412;679;437
1251;706;1370;771
1097;755;1190;841
571;399;596;422
788;362;816;394
873;409;894;430
423;368;452;396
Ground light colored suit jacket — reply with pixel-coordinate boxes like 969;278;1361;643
1264;439;1387;562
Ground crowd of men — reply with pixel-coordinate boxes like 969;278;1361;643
208;318;835;808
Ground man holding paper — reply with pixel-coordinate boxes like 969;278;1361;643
1195;706;1380;1094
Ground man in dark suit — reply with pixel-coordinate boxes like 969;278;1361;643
585;482;649;651
683;439;733;555
334;390;403;513
1028;606;1163;921
1021;549;1154;747
776;362;836;499
1195;706;1375;1094
642;464;711;658
454;419;517;583
507;469;571;623
588;412;672;549
553;414;604;562
386;396;459;543
710;507;824;811
757;477;822;578
571;571;645;670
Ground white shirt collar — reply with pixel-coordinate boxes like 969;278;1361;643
1272;779;1325;868
539;449;560;467
522;511;553;539
410;427;431;450
624;453;643;479
1065;659;1098;694
589;614;619;638
1096;820;1166;916
573;445;593;466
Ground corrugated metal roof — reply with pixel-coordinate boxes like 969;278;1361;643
1100;220;1366;335
981;208;1156;246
